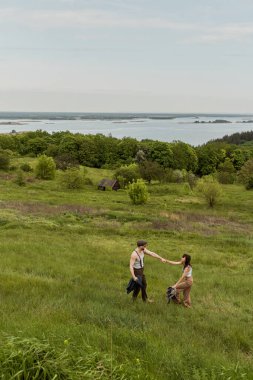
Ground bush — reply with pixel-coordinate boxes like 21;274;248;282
35;154;56;180
20;163;33;172
197;176;222;208
83;177;94;186
217;158;236;184
139;161;164;183
172;169;185;183
0;153;10;171
186;172;198;189
14;169;26;186
60;168;85;189
54;153;79;171
128;179;149;205
238;158;253;190
114;164;140;188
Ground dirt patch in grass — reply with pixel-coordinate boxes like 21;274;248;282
0;201;107;217
157;211;252;235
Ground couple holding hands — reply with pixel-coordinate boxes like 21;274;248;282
129;240;193;308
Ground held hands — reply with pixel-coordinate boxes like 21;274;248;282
161;258;167;263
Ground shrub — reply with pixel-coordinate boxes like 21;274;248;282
35;154;56;180
186;172;198;189
60;168;85;189
238;158;253;190
14;169;26;186
139;161;164;183
83;177;93;186
20;163;33;172
197;176;222;208
172;169;185;183
114;164;140;188
54;153;79;171
0;153;10;171
217;158;236;184
128;179;149;205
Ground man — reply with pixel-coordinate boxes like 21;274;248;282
129;240;167;302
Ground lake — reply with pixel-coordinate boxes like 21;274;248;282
0;112;253;146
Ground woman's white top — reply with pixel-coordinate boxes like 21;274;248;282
184;265;192;278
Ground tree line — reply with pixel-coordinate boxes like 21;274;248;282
0;130;253;188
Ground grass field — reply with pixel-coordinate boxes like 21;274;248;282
0;162;252;379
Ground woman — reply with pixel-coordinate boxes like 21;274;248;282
172;253;193;308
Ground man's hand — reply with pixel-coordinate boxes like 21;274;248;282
133;276;138;282
161;258;167;263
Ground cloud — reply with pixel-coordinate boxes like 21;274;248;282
1;6;253;44
193;24;253;43
0;7;197;31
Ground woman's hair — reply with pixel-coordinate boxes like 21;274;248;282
182;253;191;269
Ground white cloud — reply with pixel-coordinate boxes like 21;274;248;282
193;24;253;43
0;7;197;31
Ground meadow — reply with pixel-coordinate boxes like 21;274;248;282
0;159;252;379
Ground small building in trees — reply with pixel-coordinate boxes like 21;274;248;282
98;178;120;191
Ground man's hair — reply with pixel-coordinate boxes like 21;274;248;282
137;240;147;247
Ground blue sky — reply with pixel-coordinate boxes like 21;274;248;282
0;0;253;112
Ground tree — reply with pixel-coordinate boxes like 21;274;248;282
114;164;140;188
27;138;48;156
59;168;85;189
238;159;253;189
217;158;236;184
128;179;149;205
196;143;227;176
117;137;139;164
54;154;79;171
231;148;250;171
143;141;173;168
171;142;198;172
35;155;56;180
197;176;222;208
139;161;164;183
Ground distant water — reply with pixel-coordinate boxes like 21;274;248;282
0;112;253;146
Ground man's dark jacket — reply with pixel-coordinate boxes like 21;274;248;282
126;276;143;294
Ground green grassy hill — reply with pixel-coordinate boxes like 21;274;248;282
0;163;252;379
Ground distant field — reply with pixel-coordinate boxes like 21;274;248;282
0;160;252;379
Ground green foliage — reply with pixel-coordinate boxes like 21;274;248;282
196;143;227;175
54;153;79;171
20;162;33;172
4;129;253;178
197;176;222;207
35;154;56;180
14;169;26;186
217;158;236;184
128;179;149;204
59;168;85;189
0;336;127;379
0;151;10;170
186;171;198;189
171;141;198;172
143;140;173;168
0;134;17;151
139;160;164;183
114;164;140;188
238;158;253;190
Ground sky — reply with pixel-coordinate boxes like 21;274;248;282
0;0;253;113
